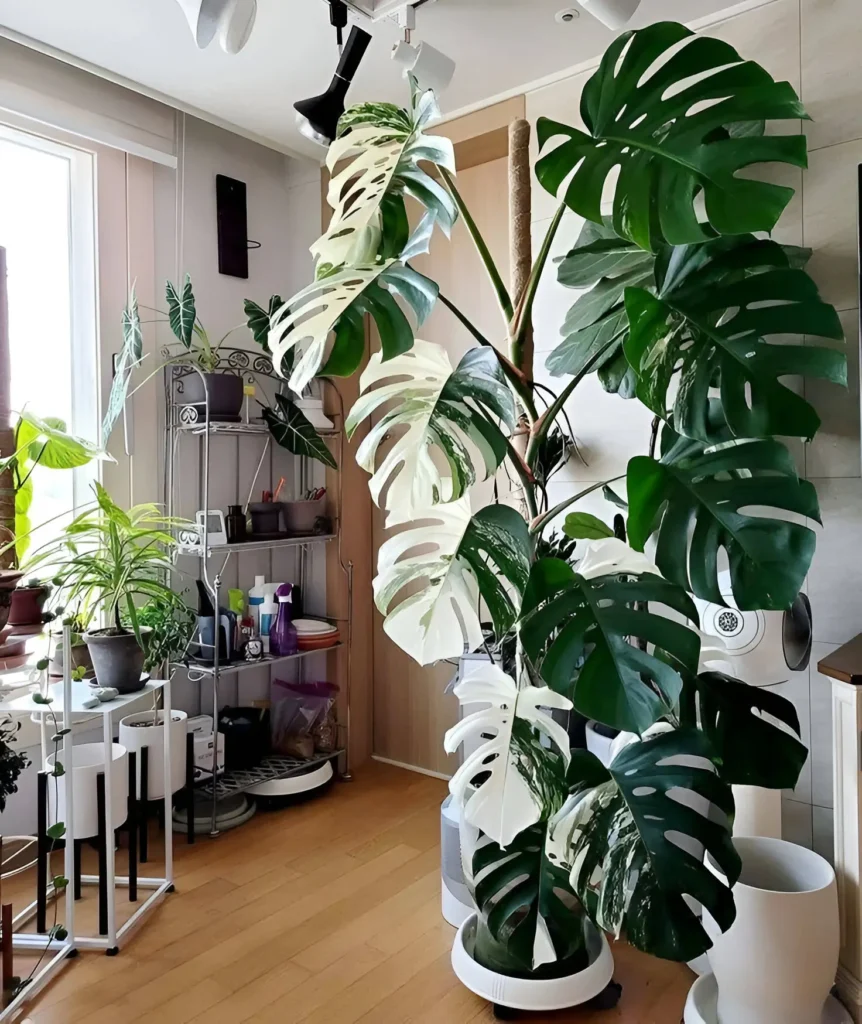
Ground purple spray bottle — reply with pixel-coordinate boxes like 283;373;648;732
269;582;298;657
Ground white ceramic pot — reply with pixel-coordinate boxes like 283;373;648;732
119;710;188;800
702;836;839;1024
451;914;614;1012
45;742;129;840
684;973;852;1024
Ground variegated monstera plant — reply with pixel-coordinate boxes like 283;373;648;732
270;22;845;977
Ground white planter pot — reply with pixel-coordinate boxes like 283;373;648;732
45;742;129;840
684;973;852;1024
451;914;614;1012
702;836;840;1024
119;710;188;800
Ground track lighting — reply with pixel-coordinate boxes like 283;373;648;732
175;0;258;54
578;0;641;30
294;24;373;146
391;39;455;95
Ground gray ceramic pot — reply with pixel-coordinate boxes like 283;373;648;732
84;627;151;694
180;372;243;422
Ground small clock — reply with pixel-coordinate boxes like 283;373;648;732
244;637;264;661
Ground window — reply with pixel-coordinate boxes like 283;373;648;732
0;124;99;546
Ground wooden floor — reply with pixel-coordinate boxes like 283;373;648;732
8;761;691;1023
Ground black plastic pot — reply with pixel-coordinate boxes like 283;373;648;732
84;627;151;694
180;372;243;422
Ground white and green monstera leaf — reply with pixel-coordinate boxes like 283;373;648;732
373;497;531;666
313;86;456;272
445;663;572;848
346;340;516;524
269;261;437;394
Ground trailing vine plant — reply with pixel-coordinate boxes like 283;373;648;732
270;22;842;975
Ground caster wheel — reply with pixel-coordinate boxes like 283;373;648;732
587;980;623;1010
166;884;176;893
493;1004;519;1020
106;946;120;957
66;948;79;959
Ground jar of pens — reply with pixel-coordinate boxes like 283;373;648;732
281;485;328;536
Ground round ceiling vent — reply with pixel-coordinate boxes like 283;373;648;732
555;8;581;23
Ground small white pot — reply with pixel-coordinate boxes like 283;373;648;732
703;836;839;1024
46;742;129;840
451;914;614;1012
119;710;188;800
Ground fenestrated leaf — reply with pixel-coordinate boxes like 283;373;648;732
269;261;438;394
103;286;145;443
444;663;571;848
624;236;846;441
562;512;614;540
346;341;515;524
546;308;629;379
627;439;820;611
166;275;196;348
520;544;701;733
562;730;741;962
262;393;337;470
313;84;456;271
536;22;808;251
694;671;807;789
374;497;531;666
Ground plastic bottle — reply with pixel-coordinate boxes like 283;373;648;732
248;575;266;631
259;595;278;653
270;583;298;657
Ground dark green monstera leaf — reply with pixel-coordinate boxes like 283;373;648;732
536;21;808;250
520;554;700;734
561;730;741;962
695;672;807;789
627;439;820;611
624;236;845;441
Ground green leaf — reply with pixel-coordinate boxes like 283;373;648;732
103;286;145;443
520;557;700;733
536;21;809;250
52;875;69;890
166;275;196;348
546;308;628;379
262;394;337;470
562;512;614;540
347;342;515;522
563;730;740;962
627;440;820;610
46;823;66;840
624;237;846;441
374;498;531;666
270;262;438;394
695;671;807;789
17;411;107;471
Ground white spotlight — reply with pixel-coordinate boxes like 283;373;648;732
578;0;641;30
391;40;455;94
175;0;258;54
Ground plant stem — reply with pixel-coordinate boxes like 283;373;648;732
510;204;566;366
440;168;514;326
504;437;538;522
530;475;625;536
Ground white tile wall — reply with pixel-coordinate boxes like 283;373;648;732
524;0;862;849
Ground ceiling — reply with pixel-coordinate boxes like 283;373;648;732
0;0;738;157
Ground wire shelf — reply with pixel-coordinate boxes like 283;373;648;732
178;642;343;678
176;420;341;438
199;750;342;800
177;533;337;557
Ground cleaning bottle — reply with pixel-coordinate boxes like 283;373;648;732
259;594;278;653
269;583;298;657
248;575;266;631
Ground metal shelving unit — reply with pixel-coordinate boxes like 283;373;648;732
163;347;353;838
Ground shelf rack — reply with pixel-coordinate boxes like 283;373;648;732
163;348;353;838
198;749;343;801
177;642;343;678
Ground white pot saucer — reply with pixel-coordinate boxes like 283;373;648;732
685;974;852;1024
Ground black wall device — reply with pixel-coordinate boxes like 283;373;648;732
216;174;249;279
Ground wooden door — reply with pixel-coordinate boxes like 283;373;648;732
371;154;511;776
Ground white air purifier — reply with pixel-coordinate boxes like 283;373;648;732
441;796;475;928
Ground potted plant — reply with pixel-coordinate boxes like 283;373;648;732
270;20;845;1016
0;410;107;629
28;484;189;694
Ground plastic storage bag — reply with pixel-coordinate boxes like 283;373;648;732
271;679;339;759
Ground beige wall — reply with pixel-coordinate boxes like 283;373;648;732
524;0;862;859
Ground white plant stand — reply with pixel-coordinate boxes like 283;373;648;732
0;671;174;964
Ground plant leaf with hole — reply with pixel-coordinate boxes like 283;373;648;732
627;439;820;610
166;275;196;348
694;671;807;789
374;498;531;666
624;236;845;441
313;85;456;272
262;394;336;470
520;546;700;733
269;261;438;394
444;663;572;848
536;21;808;250
561;729;740;962
346;341;515;524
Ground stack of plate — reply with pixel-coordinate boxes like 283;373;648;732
294;618;340;651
